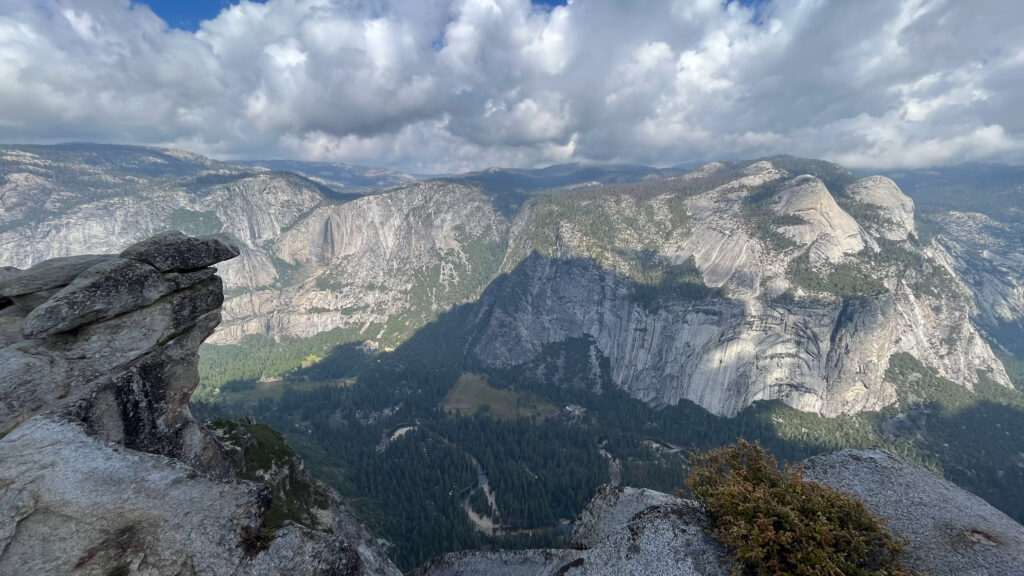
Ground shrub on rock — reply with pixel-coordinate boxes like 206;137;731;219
684;440;913;576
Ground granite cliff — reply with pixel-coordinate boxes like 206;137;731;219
0;146;1015;420
216;179;508;345
0;232;401;576
929;210;1024;356
467;160;1009;416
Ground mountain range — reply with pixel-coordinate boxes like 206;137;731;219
2;144;1017;417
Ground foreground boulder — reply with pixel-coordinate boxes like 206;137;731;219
803;449;1024;576
0;232;401;576
0;238;231;468
22;258;180;338
0;266;21;308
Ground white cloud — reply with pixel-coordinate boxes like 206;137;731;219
62;8;97;41
827;121;1021;169
0;0;1022;171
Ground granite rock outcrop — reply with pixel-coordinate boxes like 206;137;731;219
0;232;401;576
803;449;1024;576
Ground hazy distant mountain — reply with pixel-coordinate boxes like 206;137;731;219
877;163;1024;223
0;143;336;292
452;162;687;215
239;159;417;194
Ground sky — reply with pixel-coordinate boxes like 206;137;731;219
0;0;1021;173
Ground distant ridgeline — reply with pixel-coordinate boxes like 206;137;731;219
2;144;1022;570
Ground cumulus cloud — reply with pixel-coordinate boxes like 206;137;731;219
0;0;1022;172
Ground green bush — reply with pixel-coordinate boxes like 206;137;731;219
684;440;912;576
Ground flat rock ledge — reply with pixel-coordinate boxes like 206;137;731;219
120;230;241;272
0;232;400;576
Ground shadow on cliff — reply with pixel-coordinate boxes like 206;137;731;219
283;249;737;386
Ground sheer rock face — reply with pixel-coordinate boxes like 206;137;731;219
468;250;1006;416
929;211;1024;350
215;180;506;344
678;165;784;296
416;453;1024;576
803;449;1024;576
0;233;401;576
470;167;1009;417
